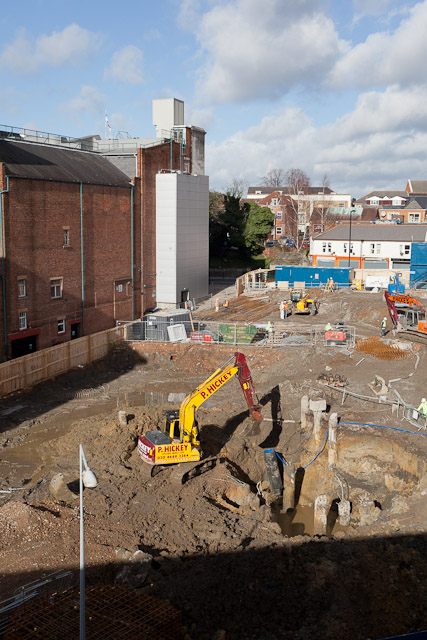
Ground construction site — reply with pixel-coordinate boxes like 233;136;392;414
1;285;427;640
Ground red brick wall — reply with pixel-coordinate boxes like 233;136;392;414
1;173;140;360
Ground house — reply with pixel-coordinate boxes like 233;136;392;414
311;223;427;270
246;186;351;235
0;98;208;361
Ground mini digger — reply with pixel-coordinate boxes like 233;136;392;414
290;289;319;315
138;352;262;467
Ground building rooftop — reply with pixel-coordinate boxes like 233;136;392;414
247;186;336;196
0;139;132;186
313;224;427;242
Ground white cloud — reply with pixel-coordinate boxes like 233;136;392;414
193;0;345;104
64;85;106;114
352;0;396;18
177;0;204;30
0;24;102;73
206;84;427;197
104;45;144;85
185;106;215;131
328;2;427;88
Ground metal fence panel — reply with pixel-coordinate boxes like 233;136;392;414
125;320;356;349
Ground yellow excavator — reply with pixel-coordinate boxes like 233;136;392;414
290;290;319;315
138;352;262;466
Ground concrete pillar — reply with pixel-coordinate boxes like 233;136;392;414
313;494;328;535
282;462;295;512
359;496;379;526
301;395;309;429
328;412;338;469
338;500;351;527
309;398;327;444
118;410;127;426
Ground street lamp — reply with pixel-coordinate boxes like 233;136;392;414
348;208;352;268
79;444;97;640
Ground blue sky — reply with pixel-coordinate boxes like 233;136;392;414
0;0;426;198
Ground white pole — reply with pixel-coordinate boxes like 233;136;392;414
79;444;85;640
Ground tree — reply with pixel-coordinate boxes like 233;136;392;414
209;192;248;256
284;168;311;249
318;174;330;233
224;178;248;199
243;203;274;255
261;168;286;187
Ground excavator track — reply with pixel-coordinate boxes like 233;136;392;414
169;456;218;485
396;330;427;346
150;457;218;484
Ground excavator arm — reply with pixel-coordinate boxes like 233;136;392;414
384;291;427;332
178;352;262;446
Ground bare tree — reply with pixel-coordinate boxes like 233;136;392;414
224;178;248;199
284;168;311;248
261;168;286;187
318;173;330;233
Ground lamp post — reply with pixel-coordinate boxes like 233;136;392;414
79;444;97;640
348;209;352;268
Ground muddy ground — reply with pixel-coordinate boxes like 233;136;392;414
1;288;427;639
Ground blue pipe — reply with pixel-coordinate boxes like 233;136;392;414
80;182;85;336
0;176;10;358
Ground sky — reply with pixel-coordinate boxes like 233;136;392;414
0;0;426;199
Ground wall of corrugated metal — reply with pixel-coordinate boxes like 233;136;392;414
275;266;352;286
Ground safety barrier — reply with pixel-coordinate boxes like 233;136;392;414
125;320;356;349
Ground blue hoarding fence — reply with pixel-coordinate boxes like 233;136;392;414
275;266;353;288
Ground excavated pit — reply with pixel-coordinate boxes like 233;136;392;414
2;294;427;639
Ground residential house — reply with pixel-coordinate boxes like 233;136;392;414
311;224;427;270
246;186;351;235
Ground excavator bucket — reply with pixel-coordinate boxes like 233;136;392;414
250;408;263;422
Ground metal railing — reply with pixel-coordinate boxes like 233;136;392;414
124;319;356;348
0;570;73;635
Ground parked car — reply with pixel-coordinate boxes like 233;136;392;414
264;240;277;247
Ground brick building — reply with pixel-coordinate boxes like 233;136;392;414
0;98;208;361
0;141;139;360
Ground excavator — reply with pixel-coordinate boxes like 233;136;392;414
138;352;262;467
384;291;427;344
290;290;319;315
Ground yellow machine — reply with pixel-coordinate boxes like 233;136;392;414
351;279;363;290
291;290;319;315
138;352;262;466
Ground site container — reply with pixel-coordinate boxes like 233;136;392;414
274;266;352;287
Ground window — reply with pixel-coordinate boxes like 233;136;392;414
276;227;282;235
404;244;410;255
19;311;27;330
409;213;420;223
63;228;70;247
50;278;63;299
370;243;375;255
271;198;279;206
322;242;326;253
18;278;26;298
328;243;332;253
276;212;282;220
343;243;347;253
350;243;354;255
376;244;381;255
57;318;66;334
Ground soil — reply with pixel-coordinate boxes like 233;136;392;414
2;288;427;639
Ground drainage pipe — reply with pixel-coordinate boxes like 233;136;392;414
80;182;85;336
0;176;10;358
